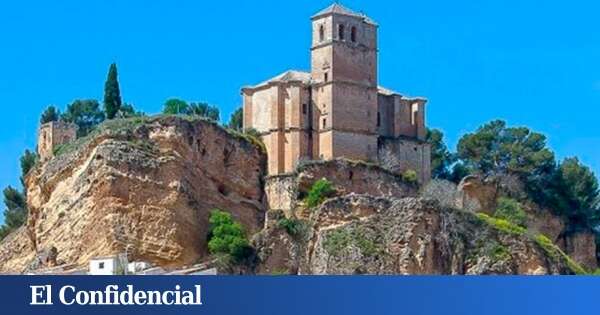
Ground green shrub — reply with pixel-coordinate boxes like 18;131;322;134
476;213;527;235
323;229;352;257
402;169;418;184
270;268;289;275
277;218;303;237
489;243;511;262
207;209;253;262
355;233;380;257
494;197;528;227
305;179;335;208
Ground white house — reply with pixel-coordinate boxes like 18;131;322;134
88;254;128;275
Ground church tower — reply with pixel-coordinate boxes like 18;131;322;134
310;4;379;161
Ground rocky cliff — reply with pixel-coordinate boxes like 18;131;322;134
0;116;266;273
254;194;579;275
0;116;590;275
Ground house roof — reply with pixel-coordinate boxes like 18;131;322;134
312;3;377;25
378;86;427;101
245;70;312;90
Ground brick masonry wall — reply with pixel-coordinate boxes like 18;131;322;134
377;138;431;184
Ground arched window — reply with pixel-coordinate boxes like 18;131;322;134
319;25;325;42
338;24;345;40
351;26;357;42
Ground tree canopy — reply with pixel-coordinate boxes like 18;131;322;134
207;209;252;262
19;150;37;187
118;103;144;118
162;99;220;121
189;102;220;121
163;98;190;115
61;99;105;137
550;157;600;230
426;128;455;180
227;107;243;130
0;186;27;240
103;63;122;119
40;106;60;124
457;120;556;201
457;120;555;178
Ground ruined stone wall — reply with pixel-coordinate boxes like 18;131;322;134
38;121;77;161
264;175;297;215
377;138;431;184
264;159;418;214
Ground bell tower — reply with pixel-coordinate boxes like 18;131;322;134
310;4;379;161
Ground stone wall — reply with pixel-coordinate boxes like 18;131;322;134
264;175;297;215
38;121;77;161
264;159;418;214
377;137;431;184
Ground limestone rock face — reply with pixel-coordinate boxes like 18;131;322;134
255;195;575;275
0;227;35;273
0;117;267;273
454;175;595;269
560;232;598;271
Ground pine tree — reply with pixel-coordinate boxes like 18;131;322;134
62;99;105;137
19;150;37;188
40;105;60;124
2;186;27;232
103;63;122;119
227;107;243;130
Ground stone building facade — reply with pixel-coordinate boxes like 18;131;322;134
242;4;431;183
38;121;78;161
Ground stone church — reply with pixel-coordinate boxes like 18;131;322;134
242;4;431;183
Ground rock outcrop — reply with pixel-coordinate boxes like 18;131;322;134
0;116;267;273
254;194;577;275
559;232;598;271
452;175;596;270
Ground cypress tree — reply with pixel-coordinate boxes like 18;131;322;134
103;63;122;119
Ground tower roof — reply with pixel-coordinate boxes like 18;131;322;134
244;70;312;90
311;3;377;25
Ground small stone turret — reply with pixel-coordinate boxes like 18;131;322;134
37;121;78;161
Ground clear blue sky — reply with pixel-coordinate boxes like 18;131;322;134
1;0;599;223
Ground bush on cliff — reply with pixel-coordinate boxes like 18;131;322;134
402;169;418;184
305;179;335;208
207;209;253;262
277;218;305;238
494;197;527;227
